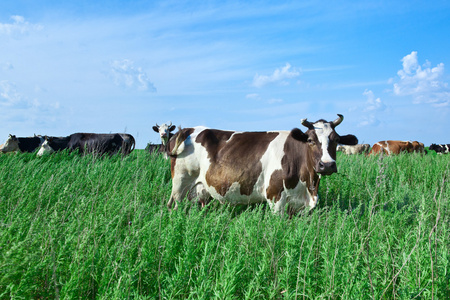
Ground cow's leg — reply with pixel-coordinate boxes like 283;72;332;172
196;184;211;208
269;193;287;216
168;173;196;211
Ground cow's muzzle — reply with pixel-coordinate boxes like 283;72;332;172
317;161;337;175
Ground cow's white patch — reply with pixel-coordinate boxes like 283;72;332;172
37;140;54;156
313;121;335;163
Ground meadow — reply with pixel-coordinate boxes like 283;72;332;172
0;150;448;299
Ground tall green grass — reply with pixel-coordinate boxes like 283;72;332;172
0;150;449;299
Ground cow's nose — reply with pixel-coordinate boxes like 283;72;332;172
318;161;337;175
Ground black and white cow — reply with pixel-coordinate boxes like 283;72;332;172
429;144;450;154
37;133;133;156
0;134;44;153
151;122;177;156
153;122;176;147
337;144;370;155
165;114;358;216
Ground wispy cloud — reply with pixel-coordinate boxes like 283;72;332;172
356;89;386;127
108;59;156;92
0;15;43;36
0;81;26;108
252;63;300;88
391;51;450;107
363;89;385;112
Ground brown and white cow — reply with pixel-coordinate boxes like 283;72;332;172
369;140;426;155
165;114;358;216
337;144;370;155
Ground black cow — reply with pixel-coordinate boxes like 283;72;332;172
37;133;133;156
119;133;136;155
146;143;165;154
0;134;44;153
429;144;450;154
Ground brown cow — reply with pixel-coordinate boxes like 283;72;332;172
165;114;358;216
369;140;426;155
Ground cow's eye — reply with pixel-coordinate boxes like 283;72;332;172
307;138;314;145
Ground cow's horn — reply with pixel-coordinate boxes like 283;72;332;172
331;114;344;128
301;118;314;130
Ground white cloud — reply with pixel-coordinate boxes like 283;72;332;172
0;15;43;36
108;59;156;92
356;89;385;127
363;89;385;112
246;93;260;100
0;81;25;107
392;51;450;106
252;63;300;88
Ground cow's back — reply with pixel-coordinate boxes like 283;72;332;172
18;137;43;152
68;133;123;155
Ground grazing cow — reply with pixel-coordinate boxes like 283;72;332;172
369;140;426;155
429;144;450;154
337;144;370;155
37;133;130;156
166;114;358;216
0;134;44;153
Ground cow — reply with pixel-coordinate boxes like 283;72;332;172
369;140;426;155
146;143;165;154
337;144;370;155
429;144;450;154
152;122;177;157
165;114;358;216
118;133;136;155
0;134;44;153
37;133;131;156
153;122;176;148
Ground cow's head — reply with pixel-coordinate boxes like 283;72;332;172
37;137;54;156
0;134;19;153
294;114;358;175
152;122;176;145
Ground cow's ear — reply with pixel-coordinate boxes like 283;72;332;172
169;125;176;132
290;128;308;142
339;134;358;145
152;126;159;132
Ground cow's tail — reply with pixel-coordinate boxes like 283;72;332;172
169;126;186;157
130;135;136;152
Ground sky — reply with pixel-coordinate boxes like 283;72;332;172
1;0;450;149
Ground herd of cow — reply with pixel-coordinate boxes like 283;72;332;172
1;115;449;216
0;133;135;156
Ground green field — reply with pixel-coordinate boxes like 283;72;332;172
0;150;449;299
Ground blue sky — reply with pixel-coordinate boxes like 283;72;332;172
1;0;449;148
